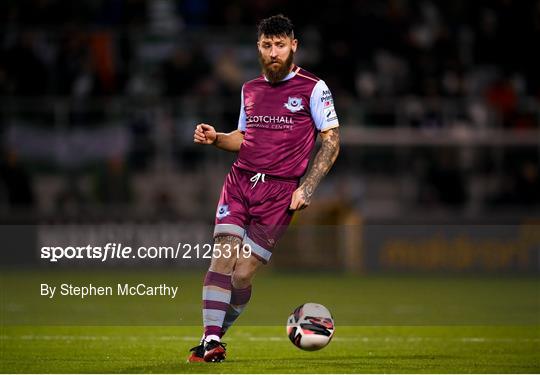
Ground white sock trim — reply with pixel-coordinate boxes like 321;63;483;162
204;334;220;343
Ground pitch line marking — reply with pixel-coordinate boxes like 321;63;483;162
2;335;539;343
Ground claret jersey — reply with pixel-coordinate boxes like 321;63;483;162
234;66;339;179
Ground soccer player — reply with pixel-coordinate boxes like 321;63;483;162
188;14;340;362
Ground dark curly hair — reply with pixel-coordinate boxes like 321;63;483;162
257;14;294;39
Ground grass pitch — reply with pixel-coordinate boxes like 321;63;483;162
1;270;539;373
1;325;539;373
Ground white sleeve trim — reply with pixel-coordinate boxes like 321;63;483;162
320;123;340;132
309;80;339;131
238;84;246;131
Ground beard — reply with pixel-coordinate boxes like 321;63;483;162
258;49;294;84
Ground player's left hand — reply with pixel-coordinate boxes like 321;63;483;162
289;187;310;211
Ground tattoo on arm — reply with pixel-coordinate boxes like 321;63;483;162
300;128;340;204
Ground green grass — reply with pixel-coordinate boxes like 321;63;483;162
1;270;539;372
1;326;539;373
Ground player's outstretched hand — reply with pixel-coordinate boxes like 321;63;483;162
289;187;310;211
194;123;217;145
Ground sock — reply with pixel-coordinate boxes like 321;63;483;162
222;285;252;336
202;270;232;342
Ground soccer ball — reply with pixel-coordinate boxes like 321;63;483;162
286;302;335;351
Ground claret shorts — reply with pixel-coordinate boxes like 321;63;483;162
213;165;299;263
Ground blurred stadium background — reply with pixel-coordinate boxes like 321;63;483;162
0;0;539;274
1;2;539;373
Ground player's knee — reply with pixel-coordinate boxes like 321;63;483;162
209;235;241;274
209;254;235;274
209;251;236;273
232;266;255;288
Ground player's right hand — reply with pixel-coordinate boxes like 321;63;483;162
194;123;217;145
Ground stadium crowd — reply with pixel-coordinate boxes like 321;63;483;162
1;1;539;101
0;0;539;218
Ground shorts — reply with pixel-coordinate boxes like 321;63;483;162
214;165;299;263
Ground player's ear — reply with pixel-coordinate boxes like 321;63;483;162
291;38;298;53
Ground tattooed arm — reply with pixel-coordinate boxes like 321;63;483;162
289;127;340;210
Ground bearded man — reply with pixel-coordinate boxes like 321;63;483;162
188;14;340;363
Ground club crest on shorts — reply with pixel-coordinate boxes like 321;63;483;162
216;204;230;219
284;97;304;113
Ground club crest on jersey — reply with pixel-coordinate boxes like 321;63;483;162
284;97;304;113
216;204;230;219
